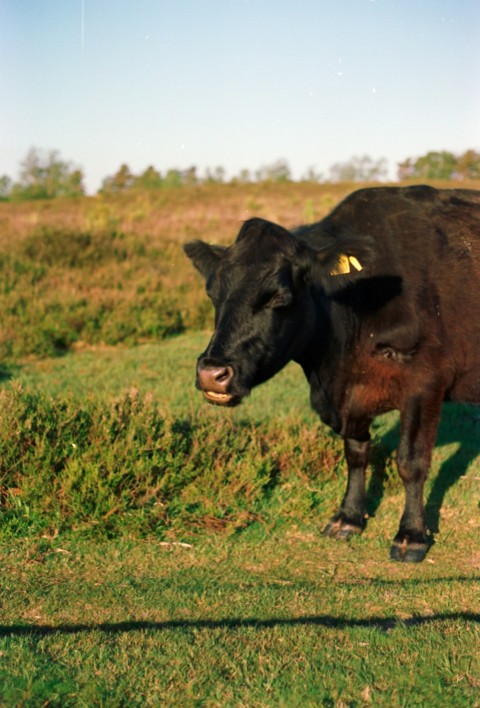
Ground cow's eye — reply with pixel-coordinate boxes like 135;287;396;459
259;289;293;309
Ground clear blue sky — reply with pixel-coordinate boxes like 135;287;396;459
1;0;479;193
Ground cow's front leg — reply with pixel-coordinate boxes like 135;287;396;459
323;434;370;540
390;393;443;563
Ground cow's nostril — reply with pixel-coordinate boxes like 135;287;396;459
198;365;233;393
215;366;232;383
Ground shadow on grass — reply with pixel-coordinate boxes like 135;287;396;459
366;403;480;534
0;612;478;638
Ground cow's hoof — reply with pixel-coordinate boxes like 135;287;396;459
323;517;363;540
389;539;428;563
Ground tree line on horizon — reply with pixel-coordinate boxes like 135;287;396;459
1;147;479;202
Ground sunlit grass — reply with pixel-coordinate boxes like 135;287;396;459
0;338;478;706
2;332;479;548
0;534;478;705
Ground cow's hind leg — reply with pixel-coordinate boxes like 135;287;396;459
324;435;370;540
390;391;443;563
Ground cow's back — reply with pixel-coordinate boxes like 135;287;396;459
327;186;480;402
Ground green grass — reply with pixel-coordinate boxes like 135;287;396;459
11;331;316;419
0;333;478;705
0;535;478;706
0;337;341;540
2;331;479;545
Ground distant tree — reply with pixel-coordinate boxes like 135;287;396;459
302;166;324;183
204;166;226;184
100;164;135;193
329;155;388;183
397;157;415;181
256;159;291;182
133;165;163;190
213;166;226;183
11;147;85;200
397;150;463;181
204;168;214;183
0;175;12;200
163;169;183;188
67;169;84;196
454;149;480;180
233;168;252;184
180;166;198;186
412;151;456;180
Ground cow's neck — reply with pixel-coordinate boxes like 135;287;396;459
296;295;360;434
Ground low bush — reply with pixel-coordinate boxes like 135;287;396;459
0;226;195;358
0;385;341;539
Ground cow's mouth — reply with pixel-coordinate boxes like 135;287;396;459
203;390;240;406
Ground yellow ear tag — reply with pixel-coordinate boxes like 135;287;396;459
348;255;363;272
330;254;363;276
330;253;351;275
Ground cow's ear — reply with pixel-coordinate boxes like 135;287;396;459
296;230;374;294
183;240;227;279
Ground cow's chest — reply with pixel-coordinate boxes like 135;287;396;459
307;350;406;435
338;354;405;426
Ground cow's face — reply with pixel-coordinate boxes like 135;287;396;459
184;217;370;406
184;219;315;405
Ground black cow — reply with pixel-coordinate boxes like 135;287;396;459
184;186;480;562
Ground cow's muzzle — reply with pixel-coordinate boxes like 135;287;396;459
197;364;239;406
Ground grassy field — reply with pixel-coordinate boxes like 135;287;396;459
0;184;479;704
1;333;479;705
0;533;478;706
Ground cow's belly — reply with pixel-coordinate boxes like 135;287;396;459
447;372;480;403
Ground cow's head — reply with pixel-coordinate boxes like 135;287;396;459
184;217;369;406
